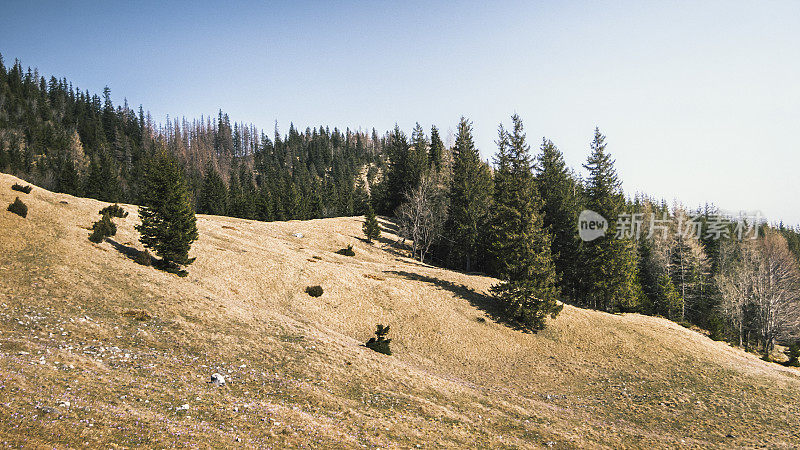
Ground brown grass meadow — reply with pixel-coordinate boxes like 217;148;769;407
1;173;800;448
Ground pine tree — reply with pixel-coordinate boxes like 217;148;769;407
363;203;381;243
489;115;562;331
535;139;582;300
447;117;492;272
135;147;198;271
578;128;641;311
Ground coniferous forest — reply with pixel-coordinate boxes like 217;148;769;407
3;54;800;348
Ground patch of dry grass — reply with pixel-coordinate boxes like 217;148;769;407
2;172;800;448
121;310;152;321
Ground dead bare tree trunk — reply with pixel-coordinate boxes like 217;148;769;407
396;173;448;263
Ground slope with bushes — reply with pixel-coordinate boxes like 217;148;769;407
1;172;800;448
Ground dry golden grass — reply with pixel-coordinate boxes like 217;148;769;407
1;172;800;448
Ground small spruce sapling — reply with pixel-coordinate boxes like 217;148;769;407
100;204;128;218
365;324;392;355
305;285;324;297
11;183;32;194
7;197;27;217
89;213;117;243
336;244;355;256
363;205;381;243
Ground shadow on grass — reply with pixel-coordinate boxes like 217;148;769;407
355;234;397;247
384;270;525;331
377;216;399;233
106;238;187;277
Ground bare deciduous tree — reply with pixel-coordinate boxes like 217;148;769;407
752;232;800;353
717;232;800;354
396;173;448;263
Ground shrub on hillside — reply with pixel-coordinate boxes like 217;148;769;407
305;285;324;297
100;204;128;218
136;249;152;266
11;183;32;194
336;244;355;256
89;214;117;243
7;197;27;218
365;324;392;355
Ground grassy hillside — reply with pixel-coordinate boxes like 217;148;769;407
1;172;799;449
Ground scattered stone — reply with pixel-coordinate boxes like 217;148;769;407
210;373;226;386
37;405;57;415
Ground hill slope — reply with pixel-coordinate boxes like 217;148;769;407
1;172;799;448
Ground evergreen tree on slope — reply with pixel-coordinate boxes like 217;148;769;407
578;128;641;311
489;115;562;330
448;116;492;272
136;147;198;271
535;139;582;300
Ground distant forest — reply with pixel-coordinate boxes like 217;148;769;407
2;54;800;348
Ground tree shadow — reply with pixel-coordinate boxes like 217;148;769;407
355;234;399;248
106;238;187;277
383;270;525;331
376;216;399;235
107;238;148;264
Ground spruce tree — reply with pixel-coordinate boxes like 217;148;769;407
363;203;381;243
535;139;582;300
381;125;411;213
135;148;198;271
198;163;228;216
57;156;81;196
578;128;641;311
429;126;444;170
409;123;429;188
353;178;370;215
227;166;245;218
447;117;492;272
489;115;562;330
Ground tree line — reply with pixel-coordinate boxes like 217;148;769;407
379;114;800;347
0;54;381;223
2;54;800;346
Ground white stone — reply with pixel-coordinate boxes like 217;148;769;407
210;373;226;386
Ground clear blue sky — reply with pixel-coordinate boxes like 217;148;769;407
2;0;798;225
